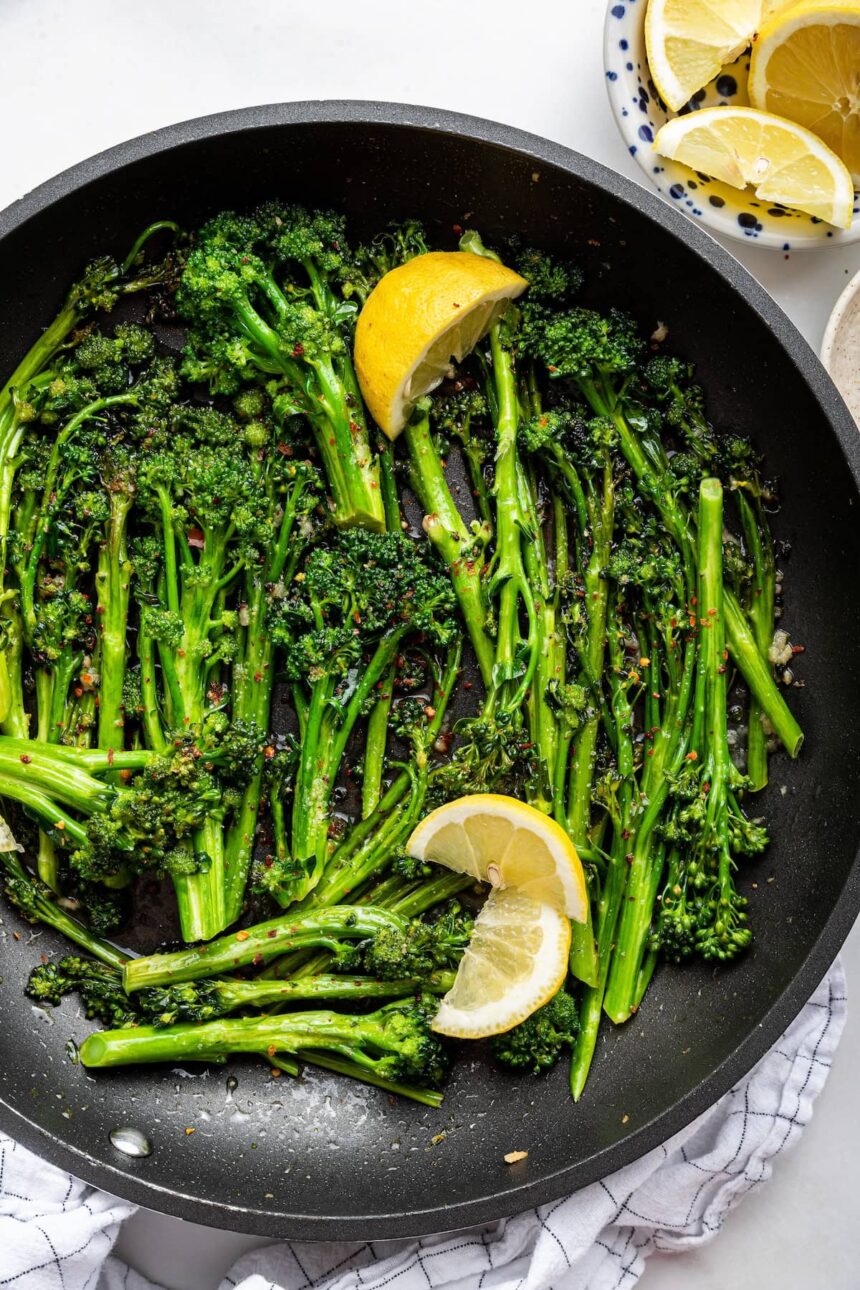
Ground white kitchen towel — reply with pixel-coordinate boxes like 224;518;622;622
0;962;846;1290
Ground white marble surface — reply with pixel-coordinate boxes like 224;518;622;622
1;1;857;1285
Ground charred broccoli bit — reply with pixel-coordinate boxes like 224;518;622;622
80;998;448;1104
27;956;139;1027
492;987;579;1074
176;204;383;531
270;528;456;905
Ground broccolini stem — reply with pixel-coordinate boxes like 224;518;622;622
173;814;227;944
295;1051;443;1108
0;850;128;970
137;620;167;753
123;904;409;992
260;872;471;983
0;600;27;739
735;489;776;790
80;1010;400;1068
96;491;135;760
0;745;118;815
566;458;614;990
486;327;538;715
570;828;630;1099
0;737;149;773
583;379;801;756
308;353;384;532
519;459;558;813
300;642;463;910
295;632;404;893
405;410;495;688
146;971;456;1021
362;669;394;819
361;446;401;818
0;774;88;842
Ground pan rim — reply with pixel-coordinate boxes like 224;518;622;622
0;98;858;1241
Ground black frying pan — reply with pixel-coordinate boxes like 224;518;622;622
0;102;858;1241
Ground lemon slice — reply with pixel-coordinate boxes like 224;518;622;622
431;888;571;1038
354;252;527;440
407;793;587;919
762;0;808;14
645;0;766;112
654;105;854;225
749;1;860;183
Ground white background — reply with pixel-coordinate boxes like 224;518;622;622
0;1;858;1286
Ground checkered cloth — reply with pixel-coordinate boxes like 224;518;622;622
0;962;845;1290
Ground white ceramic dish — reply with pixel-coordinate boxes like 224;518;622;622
603;0;860;250
821;267;860;427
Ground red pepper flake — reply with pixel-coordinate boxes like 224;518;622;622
267;1044;278;1057
452;223;463;235
55;820;66;831
235;930;251;942
686;750;698;762
277;442;293;457
187;528;205;549
270;1067;282;1078
267;928;277;938
252;953;264;967
791;644;806;655
293;343;305;357
119;769;132;783
19;754;31;764
264;745;276;760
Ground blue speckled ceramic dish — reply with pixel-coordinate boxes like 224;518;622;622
603;0;860;249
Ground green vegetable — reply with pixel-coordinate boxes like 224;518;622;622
80;998;448;1104
492;987;579;1074
0;209;803;1110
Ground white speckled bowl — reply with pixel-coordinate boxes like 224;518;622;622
603;0;860;249
822;267;860;426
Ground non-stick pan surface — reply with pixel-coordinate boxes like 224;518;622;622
0;103;858;1240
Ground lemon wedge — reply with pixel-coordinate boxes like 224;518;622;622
354;252;527;440
654;105;854;225
645;0;766;112
431;888;571;1038
406;794;586;1038
750;0;860;183
407;793;588;919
